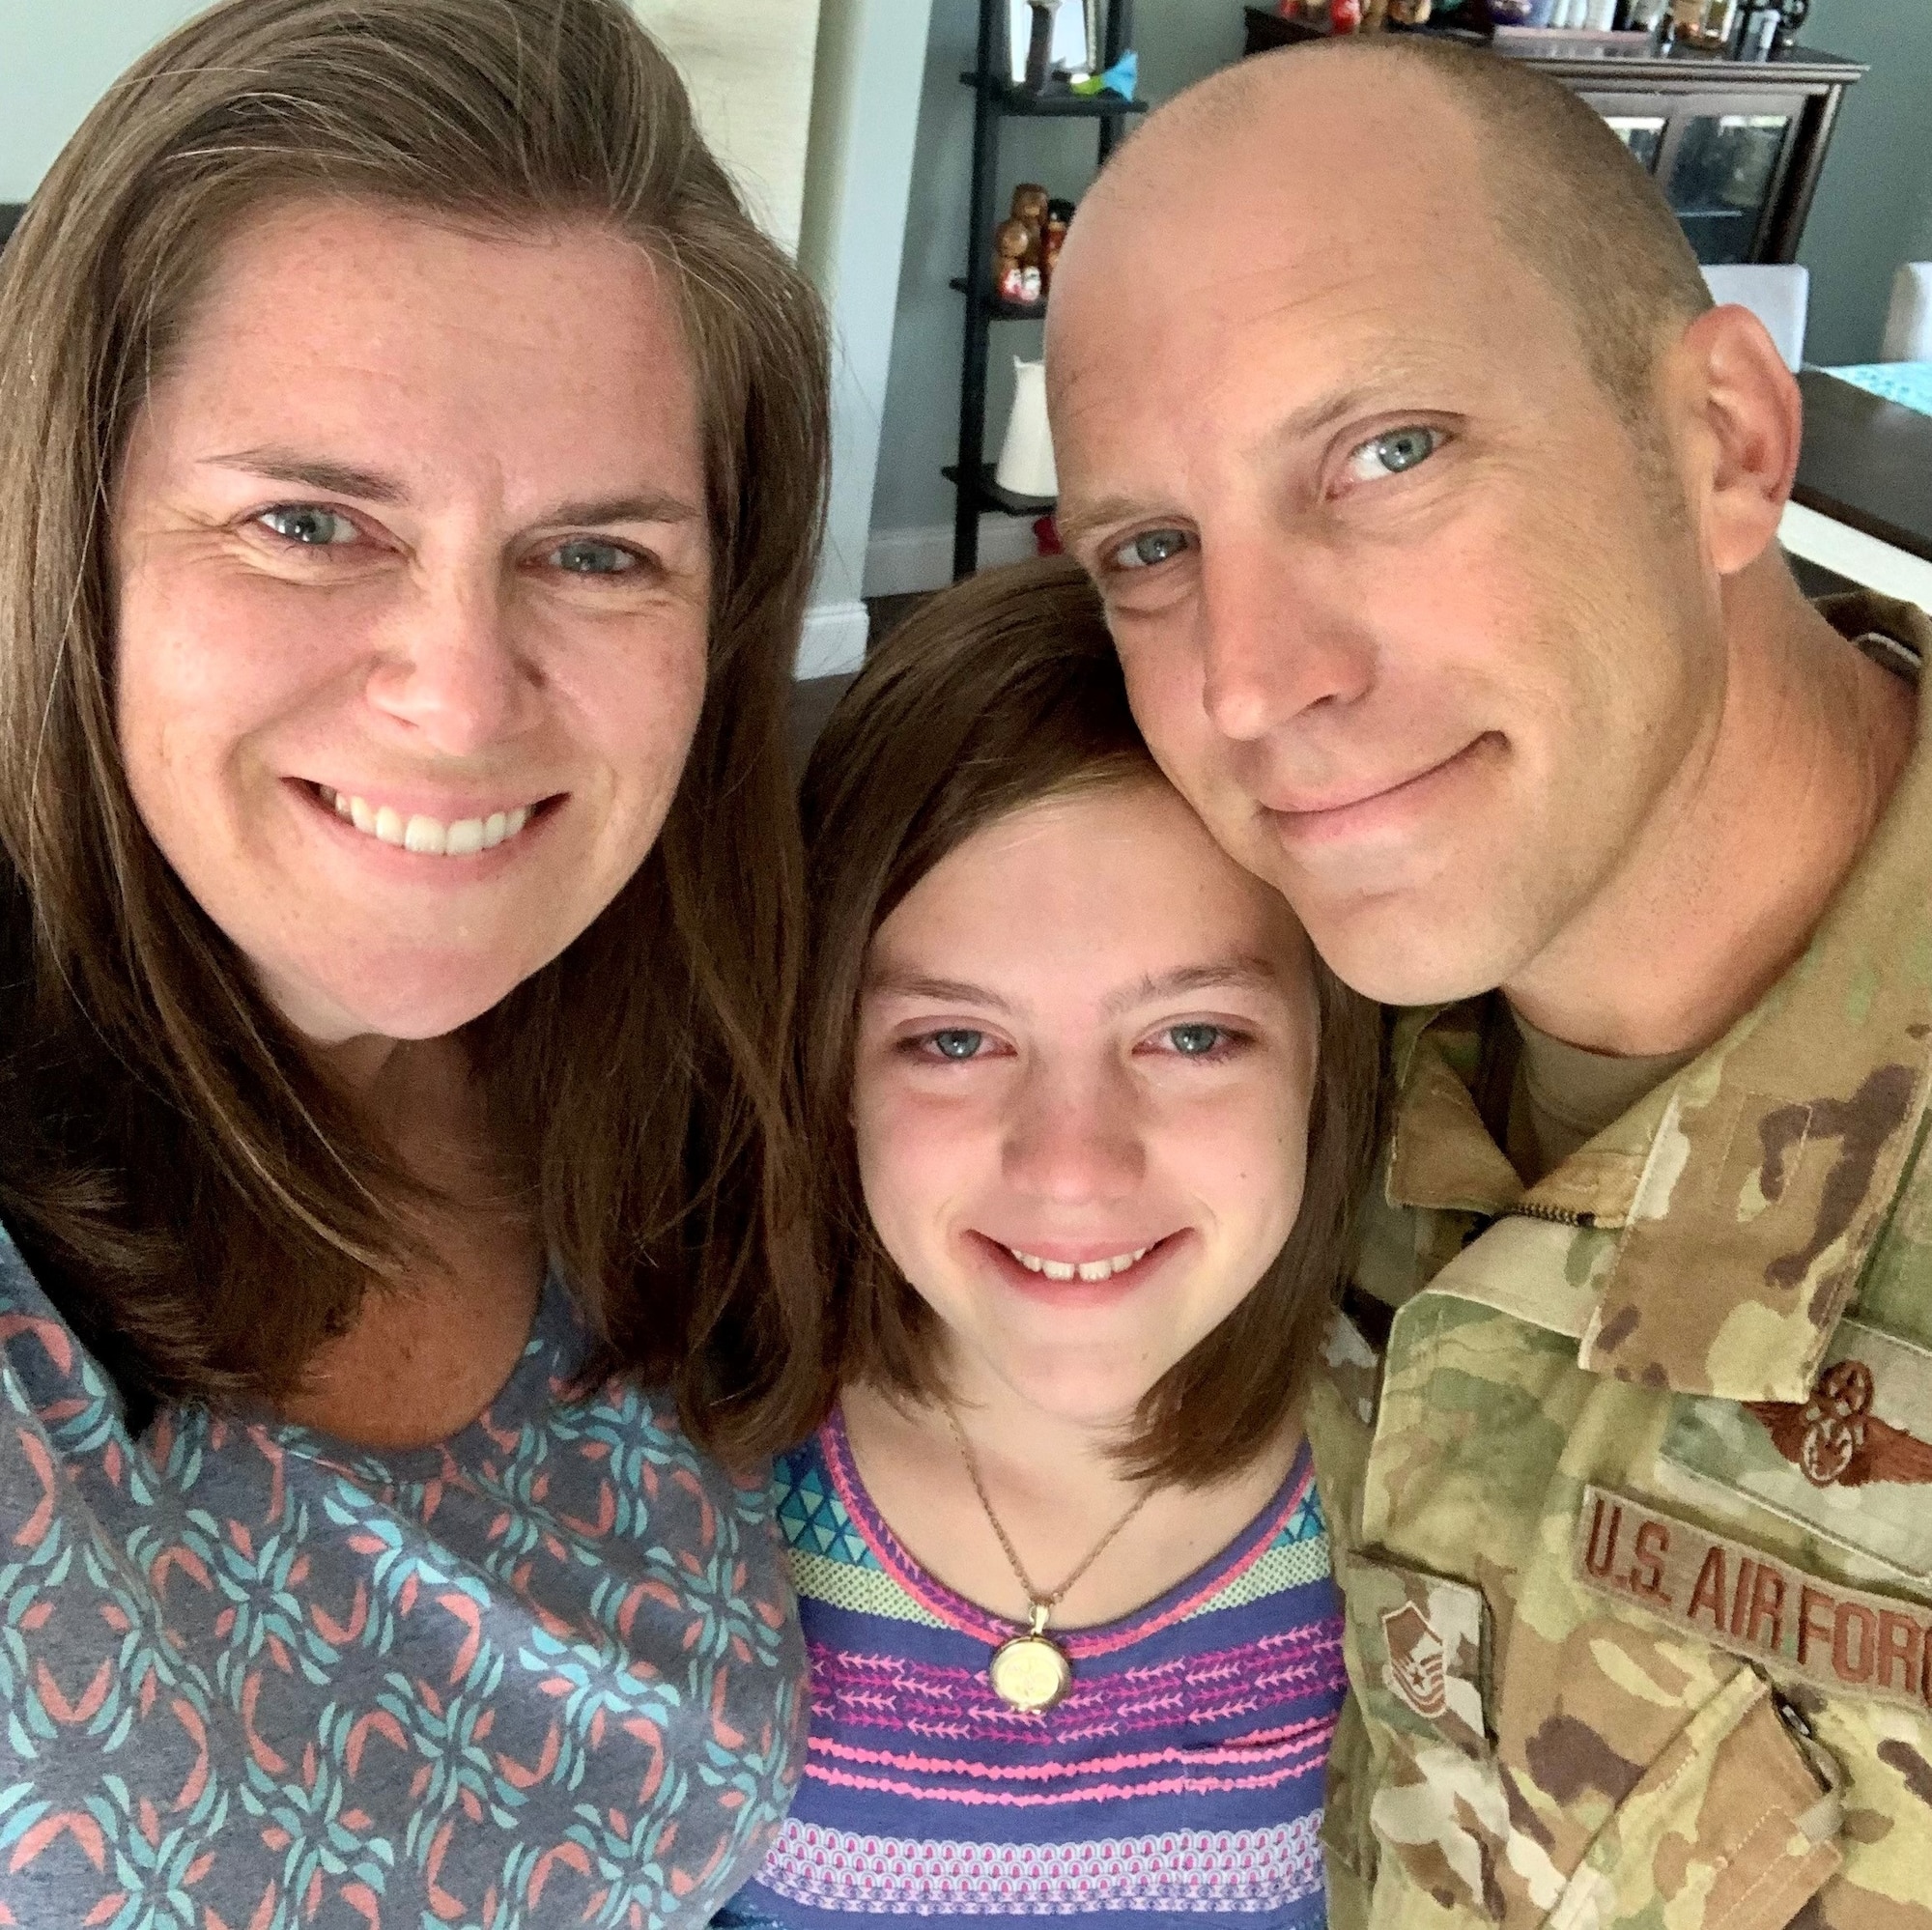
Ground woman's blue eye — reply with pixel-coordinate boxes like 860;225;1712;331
1165;1023;1227;1057
925;1030;985;1061
549;538;638;575
1344;426;1442;485
259;505;357;547
1107;527;1192;572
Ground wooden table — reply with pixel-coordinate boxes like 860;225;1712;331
1794;368;1932;565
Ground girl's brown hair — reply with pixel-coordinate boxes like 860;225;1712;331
801;559;1380;1486
0;0;829;1461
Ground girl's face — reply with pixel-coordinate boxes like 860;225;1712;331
852;777;1320;1433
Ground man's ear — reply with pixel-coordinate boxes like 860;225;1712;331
1668;303;1803;579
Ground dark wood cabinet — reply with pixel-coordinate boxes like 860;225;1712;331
1242;10;1862;264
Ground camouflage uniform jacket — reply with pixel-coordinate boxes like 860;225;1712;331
1310;592;1932;1930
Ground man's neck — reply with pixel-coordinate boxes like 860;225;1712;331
1507;565;1918;1058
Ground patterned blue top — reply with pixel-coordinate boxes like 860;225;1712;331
0;1224;805;1928
717;1412;1344;1930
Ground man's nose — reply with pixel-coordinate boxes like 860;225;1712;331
363;563;541;756
1002;1064;1146;1205
1198;540;1375;744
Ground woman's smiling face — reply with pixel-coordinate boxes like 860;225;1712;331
851;776;1320;1431
112;197;711;1044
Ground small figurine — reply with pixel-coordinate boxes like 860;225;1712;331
1389;0;1432;22
1330;0;1363;28
1041;199;1073;292
1363;0;1390;28
1010;183;1050;267
994;218;1033;303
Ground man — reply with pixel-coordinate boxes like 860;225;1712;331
1047;35;1930;1930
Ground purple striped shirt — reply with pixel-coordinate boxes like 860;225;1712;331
717;1410;1344;1928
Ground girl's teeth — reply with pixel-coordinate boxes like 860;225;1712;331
325;790;537;858
1007;1244;1151;1282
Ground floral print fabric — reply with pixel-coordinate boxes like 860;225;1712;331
0;1228;804;1928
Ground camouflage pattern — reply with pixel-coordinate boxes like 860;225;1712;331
1308;594;1932;1928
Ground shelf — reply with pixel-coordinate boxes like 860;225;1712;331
949;276;1048;322
943;464;1056;518
960;74;1148;118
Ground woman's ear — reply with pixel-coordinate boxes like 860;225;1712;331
1667;303;1804;581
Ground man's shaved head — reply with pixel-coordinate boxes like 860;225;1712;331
1045;30;1809;1020
1100;37;1713;438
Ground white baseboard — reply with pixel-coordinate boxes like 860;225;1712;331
795;599;869;679
864;518;1045;598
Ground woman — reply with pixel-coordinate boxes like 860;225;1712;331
0;0;827;1920
722;563;1378;1929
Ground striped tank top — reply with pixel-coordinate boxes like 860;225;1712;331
718;1409;1345;1928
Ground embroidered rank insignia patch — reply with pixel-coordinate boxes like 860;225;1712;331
1572;1485;1932;1717
1661;1316;1932;1578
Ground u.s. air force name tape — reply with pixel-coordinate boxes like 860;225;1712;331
1572;1484;1932;1716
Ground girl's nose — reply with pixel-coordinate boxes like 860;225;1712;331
1001;1067;1146;1205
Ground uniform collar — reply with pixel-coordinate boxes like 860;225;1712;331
1386;592;1932;1403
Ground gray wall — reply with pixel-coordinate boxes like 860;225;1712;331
867;0;1246;557
1796;0;1932;364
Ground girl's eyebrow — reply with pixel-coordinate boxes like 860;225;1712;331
1101;956;1281;1019
866;971;1014;1015
866;957;1281;1019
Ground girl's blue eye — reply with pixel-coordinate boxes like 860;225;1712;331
548;538;638;575
1165;1023;1227;1057
927;1030;985;1061
259;505;357;547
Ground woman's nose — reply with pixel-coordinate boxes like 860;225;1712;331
1001;1068;1146;1204
363;564;541;756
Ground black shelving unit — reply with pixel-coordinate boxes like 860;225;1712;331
951;0;1144;580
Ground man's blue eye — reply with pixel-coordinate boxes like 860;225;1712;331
550;539;637;575
1108;527;1192;572
1166;1023;1226;1057
927;1030;985;1061
1345;426;1442;484
260;506;357;547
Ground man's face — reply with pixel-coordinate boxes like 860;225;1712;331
1049;81;1724;1008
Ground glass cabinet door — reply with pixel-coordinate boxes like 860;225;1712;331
1662;112;1795;264
1605;115;1667;173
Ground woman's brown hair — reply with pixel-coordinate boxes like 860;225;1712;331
800;558;1380;1487
0;0;829;1460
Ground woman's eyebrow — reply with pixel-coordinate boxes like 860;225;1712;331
202;450;700;527
205;447;406;502
1101;956;1280;1018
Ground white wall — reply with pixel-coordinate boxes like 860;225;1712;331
865;0;1246;595
794;0;939;675
0;0;198;198
2;0;822;249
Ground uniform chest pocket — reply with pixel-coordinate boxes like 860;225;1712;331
1541;1667;1842;1930
1353;1561;1844;1927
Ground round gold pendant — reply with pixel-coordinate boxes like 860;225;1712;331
988;1632;1072;1714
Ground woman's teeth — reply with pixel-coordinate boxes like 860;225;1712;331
319;786;531;858
1007;1245;1150;1283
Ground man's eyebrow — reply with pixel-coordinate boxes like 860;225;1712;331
865;971;1015;1015
1101;956;1282;1019
202;449;700;526
1057;367;1457;552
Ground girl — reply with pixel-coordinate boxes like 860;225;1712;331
722;559;1378;1928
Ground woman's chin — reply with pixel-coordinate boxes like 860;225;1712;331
261;952;547;1047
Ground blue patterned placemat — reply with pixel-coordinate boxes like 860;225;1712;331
1824;362;1932;418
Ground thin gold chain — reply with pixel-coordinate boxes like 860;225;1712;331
943;1405;1155;1615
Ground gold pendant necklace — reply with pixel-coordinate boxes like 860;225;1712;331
944;1405;1153;1715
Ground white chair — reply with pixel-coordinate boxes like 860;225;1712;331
1701;264;1809;372
1882;264;1932;362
